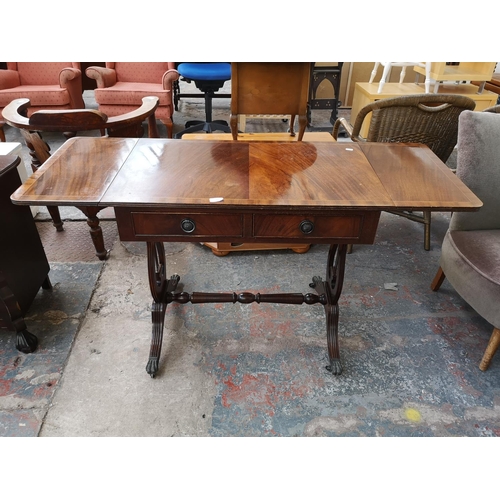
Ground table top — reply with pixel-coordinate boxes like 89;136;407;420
11;137;482;212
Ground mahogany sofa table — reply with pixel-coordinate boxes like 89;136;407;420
11;137;482;377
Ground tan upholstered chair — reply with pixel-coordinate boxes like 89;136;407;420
333;94;476;251
431;110;500;371
86;63;179;138
0;62;85;141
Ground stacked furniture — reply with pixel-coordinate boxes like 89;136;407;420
351;62;498;138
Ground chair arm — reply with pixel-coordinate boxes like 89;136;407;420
0;69;21;90
59;67;81;86
86;66;117;88
162;69;180;90
332;117;355;140
59;67;85;109
1;98;31;128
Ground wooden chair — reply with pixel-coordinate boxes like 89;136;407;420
0;62;85;142
229;62;311;141
431;110;500;371
333;93;476;251
2;96;159;260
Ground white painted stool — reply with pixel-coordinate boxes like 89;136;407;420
369;62;432;94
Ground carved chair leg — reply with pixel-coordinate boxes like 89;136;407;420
47;205;64;231
76;206;109;260
0;125;5;142
161;118;172;139
430;266;446;291
479;328;500;371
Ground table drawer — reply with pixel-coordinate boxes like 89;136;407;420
130;212;243;237
253;214;363;239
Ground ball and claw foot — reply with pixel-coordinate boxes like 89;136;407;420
16;330;38;354
326;359;343;375
146;358;159;378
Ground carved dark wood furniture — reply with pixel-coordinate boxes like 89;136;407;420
0;155;51;353
2;96;160;260
11;138;482;378
307;62;344;128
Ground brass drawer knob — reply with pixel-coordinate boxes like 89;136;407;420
299;220;314;234
180;218;196;233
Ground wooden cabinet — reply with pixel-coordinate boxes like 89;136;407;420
413;62;497;92
0;155;51;353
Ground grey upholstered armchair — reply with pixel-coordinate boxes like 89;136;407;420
431;110;500;371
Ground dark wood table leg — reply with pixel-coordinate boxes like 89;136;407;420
146;242;179;378
77;207;110;261
310;244;348;375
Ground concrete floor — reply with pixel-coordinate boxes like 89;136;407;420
1;81;499;438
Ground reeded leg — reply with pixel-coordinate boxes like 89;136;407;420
310;244;348;374
146;242;180;377
146;302;167;377
325;303;342;375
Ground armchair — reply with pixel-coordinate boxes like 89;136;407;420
333;93;476;251
86;63;179;138
0;62;85;141
2;96;160;260
430;110;500;371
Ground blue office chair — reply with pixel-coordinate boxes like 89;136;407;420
174;62;232;138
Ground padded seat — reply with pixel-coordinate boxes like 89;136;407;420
442;230;500;305
94;82;172;107
0;86;71;107
174;63;231;137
